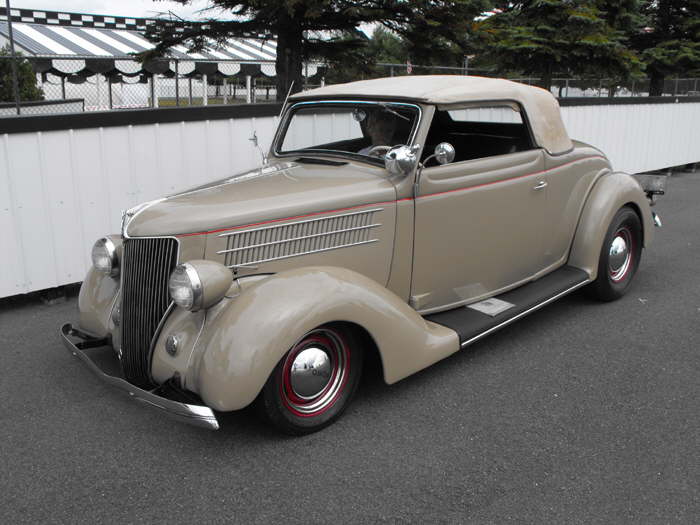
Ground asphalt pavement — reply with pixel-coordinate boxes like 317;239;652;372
1;170;698;524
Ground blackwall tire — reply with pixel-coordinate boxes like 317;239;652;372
258;324;364;435
587;206;642;302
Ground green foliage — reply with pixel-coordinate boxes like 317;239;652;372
323;23;468;85
476;1;643;89
370;26;408;64
633;0;700;94
146;1;492;99
0;46;44;102
323;27;406;84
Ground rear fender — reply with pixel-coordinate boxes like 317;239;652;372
568;172;653;279
189;266;459;412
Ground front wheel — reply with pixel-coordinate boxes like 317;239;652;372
587;206;642;301
257;324;363;435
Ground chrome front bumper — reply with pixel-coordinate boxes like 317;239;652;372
60;323;219;430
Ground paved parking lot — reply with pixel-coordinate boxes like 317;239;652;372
1;170;698;524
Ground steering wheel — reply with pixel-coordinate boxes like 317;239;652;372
366;145;392;158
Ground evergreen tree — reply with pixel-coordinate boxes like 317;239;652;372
323;27;408;84
0;46;44;103
475;0;642;91
146;1;491;100
596;0;645;95
634;0;700;95
370;26;409;65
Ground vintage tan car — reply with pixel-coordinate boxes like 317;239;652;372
61;76;662;434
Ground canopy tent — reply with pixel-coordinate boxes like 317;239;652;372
0;7;324;109
0;8;321;79
0;7;279;72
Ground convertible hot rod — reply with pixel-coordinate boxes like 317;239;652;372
61;76;661;434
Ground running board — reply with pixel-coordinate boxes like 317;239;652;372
425;266;590;348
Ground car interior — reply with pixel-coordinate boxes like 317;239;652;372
422;107;535;165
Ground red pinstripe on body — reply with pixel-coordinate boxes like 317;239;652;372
176;155;606;238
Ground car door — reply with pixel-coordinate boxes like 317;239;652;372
410;104;548;313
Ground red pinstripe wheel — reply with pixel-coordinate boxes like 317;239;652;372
588;206;642;301
258;324;364;435
280;329;350;417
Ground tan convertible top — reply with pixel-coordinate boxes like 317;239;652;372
290;75;573;155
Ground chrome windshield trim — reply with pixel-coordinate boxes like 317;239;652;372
272;100;423;162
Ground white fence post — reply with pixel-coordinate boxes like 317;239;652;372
203;74;208;106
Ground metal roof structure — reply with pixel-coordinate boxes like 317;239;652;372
0;7;289;78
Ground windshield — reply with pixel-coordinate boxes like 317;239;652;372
276;102;420;162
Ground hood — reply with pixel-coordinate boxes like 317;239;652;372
124;159;397;238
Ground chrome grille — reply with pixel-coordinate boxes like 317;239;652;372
218;208;382;269
121;237;178;387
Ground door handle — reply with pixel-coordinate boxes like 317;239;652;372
533;180;548;191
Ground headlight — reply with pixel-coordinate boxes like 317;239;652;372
91;236;120;277
168;263;203;311
168;260;232;312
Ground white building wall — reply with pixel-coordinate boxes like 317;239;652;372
561;102;700;175
0;115;278;297
1;102;698;298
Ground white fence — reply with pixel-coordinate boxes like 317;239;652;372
1;100;698;298
561;102;699;175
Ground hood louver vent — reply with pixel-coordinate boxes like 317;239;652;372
218;208;382;269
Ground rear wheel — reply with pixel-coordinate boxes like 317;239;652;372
258;324;363;435
587;206;642;301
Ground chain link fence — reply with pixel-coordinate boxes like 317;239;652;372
0;58;286;115
372;63;700;98
1;56;699;118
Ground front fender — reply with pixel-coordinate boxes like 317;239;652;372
568;172;653;279
77;267;119;338
184;267;458;412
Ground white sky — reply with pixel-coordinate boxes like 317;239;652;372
8;0;218;20
8;1;376;35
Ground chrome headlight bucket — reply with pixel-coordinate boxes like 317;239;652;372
168;260;232;312
168;263;203;311
91;236;121;277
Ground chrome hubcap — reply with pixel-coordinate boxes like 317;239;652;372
281;329;349;417
290;347;332;399
609;228;632;282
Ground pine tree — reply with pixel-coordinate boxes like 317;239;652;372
596;0;645;95
146;0;491;100
634;0;700;95
475;0;643;91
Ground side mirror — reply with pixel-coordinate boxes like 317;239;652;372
434;142;455;165
385;144;420;176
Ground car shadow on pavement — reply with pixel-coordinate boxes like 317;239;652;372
352;289;593;405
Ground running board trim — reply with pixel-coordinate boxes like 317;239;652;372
459;279;590;348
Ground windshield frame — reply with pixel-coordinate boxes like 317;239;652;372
271;99;423;165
